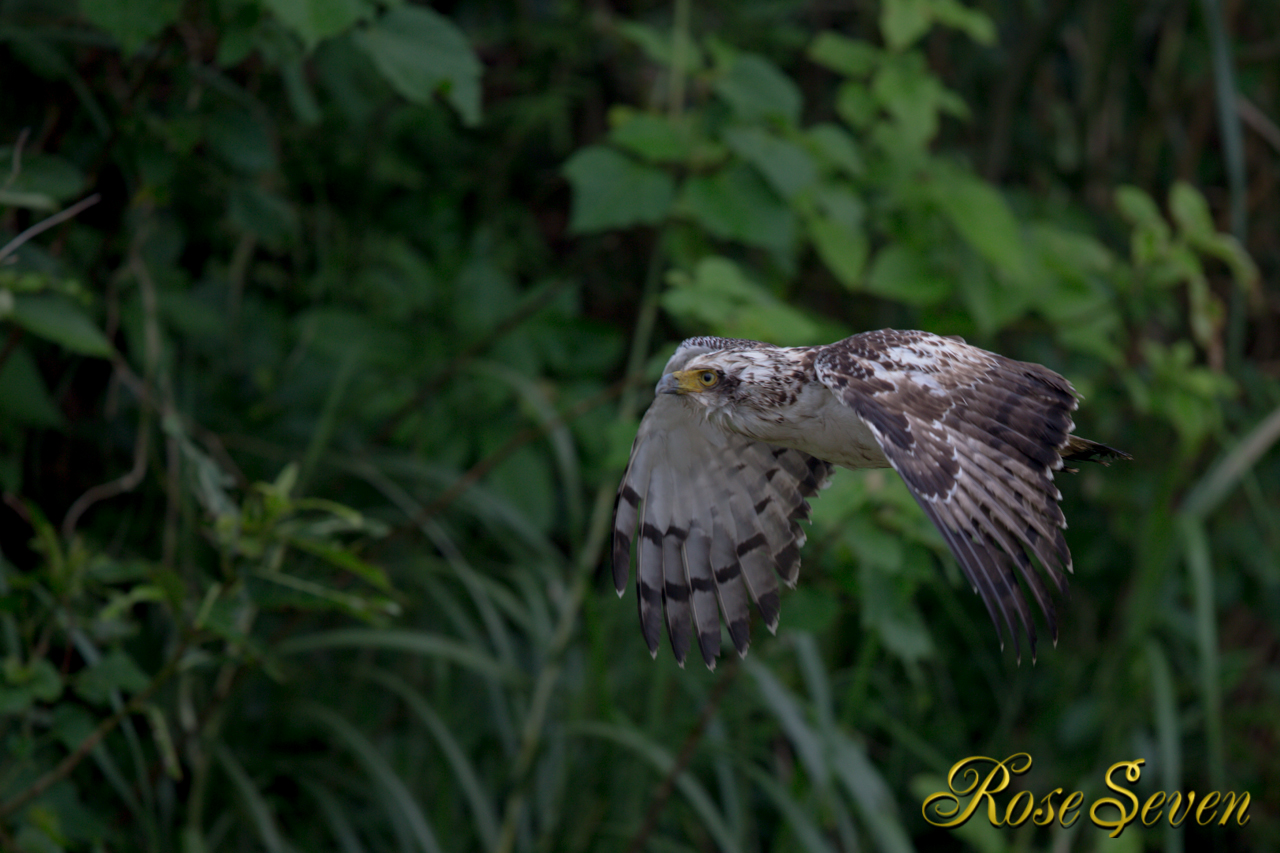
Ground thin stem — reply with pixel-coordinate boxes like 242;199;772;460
0;194;100;263
61;240;165;538
625;660;738;853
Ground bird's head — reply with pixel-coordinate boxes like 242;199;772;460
656;349;803;428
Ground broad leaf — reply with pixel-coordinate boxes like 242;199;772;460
677;163;795;251
8;294;113;357
80;0;182;55
864;244;950;305
714;54;802;125
264;0;367;50
562;147;675;232
354;6;482;126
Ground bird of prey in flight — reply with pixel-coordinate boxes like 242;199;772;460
612;330;1127;668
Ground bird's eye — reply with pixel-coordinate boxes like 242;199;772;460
698;370;718;387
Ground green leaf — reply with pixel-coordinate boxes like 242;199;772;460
808;215;868;288
860;562;934;662
805;124;865;177
0;685;34;714
80;0;182;55
74;648;149;704
354;6;482;126
912;774;1008;853
229;183;299;247
677;163;795;251
206;109;277;174
615;21;704;72
879;0;995;50
1115;185;1166;230
662;256;818;345
863;244;950;305
1169;180;1217;243
52;704;96;751
4;658;63;708
562;147;675;232
249;570;399;621
0;345;65;427
263;0;366;50
714;54;802;125
217;746;288;853
830;732;916;853
8;294;113;357
808;32;880;77
609;110;694;163
360;669;501;849
779;588;840;637
1;154;84;205
880;0;932;51
278;628;522;683
0;189;56;210
745;660;829;785
1193;232;1260;292
929;168;1029;280
930;0;997;44
872;52;966;147
723;126;818;200
957;259;1031;334
571;721;743;853
299;705;443;853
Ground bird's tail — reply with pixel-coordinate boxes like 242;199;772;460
1061;435;1131;471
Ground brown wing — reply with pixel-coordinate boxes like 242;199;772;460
815;329;1082;662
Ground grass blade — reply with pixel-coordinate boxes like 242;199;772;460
570;720;743;853
297;777;369;853
299;703;442;853
1180;403;1280;519
830;732;914;853
215;745;285;853
744;658;828;787
358;668;501;849
277;628;521;683
746;765;838;853
1178;517;1224;792
1145;640;1184;853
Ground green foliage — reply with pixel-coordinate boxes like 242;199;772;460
2;0;1278;850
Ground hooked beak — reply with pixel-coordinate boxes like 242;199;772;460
656;373;683;395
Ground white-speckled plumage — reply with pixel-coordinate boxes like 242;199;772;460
612;330;1128;668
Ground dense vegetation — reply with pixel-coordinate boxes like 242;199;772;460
1;0;1278;851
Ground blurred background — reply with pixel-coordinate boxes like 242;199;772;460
1;0;1277;851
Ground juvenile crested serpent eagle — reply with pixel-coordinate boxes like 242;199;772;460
612;330;1128;669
